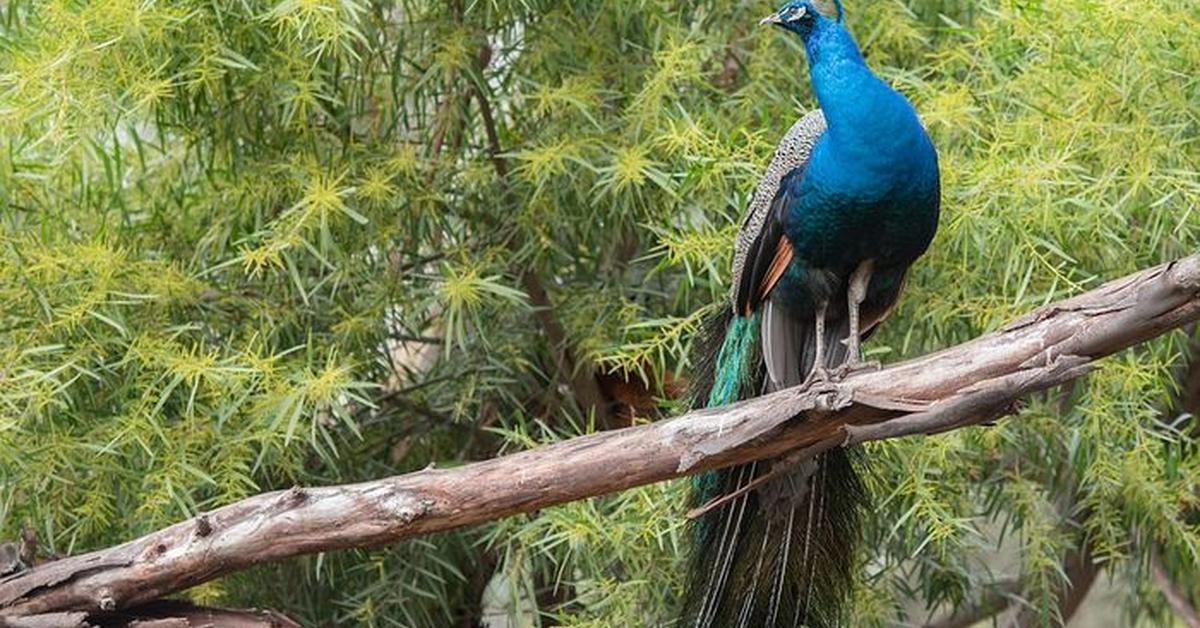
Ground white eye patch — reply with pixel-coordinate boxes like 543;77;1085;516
786;6;808;20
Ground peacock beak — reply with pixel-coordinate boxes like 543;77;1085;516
758;11;784;26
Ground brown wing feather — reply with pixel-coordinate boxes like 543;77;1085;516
759;236;794;303
731;111;826;314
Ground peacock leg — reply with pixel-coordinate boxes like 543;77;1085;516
839;259;881;375
803;299;833;385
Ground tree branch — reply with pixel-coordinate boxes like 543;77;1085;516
1;255;1197;618
468;44;611;422
923;579;1023;628
1150;547;1200;628
927;456;1098;628
0;601;300;628
1008;535;1099;628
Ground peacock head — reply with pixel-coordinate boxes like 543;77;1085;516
759;0;843;38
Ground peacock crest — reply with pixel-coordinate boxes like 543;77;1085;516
812;0;843;21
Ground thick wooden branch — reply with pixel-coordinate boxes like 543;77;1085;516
0;601;299;628
1;254;1198;618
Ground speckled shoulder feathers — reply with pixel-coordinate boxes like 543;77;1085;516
731;109;826;305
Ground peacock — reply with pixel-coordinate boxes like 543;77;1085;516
680;1;940;626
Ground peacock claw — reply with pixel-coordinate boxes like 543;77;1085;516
834;359;882;378
801;368;844;410
802;366;834;387
801;371;850;411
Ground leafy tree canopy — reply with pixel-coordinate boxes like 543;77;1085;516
0;0;1197;625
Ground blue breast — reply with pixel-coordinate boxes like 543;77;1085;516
784;133;939;271
782;21;940;273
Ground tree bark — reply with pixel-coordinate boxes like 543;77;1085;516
0;601;299;628
0;254;1197;618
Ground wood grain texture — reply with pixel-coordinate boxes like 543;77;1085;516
1;254;1197;618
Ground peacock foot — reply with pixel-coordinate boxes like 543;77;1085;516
803;366;834;387
833;359;882;379
803;369;852;411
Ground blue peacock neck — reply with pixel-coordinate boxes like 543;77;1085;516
804;19;922;161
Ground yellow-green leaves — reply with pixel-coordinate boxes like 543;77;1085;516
430;28;475;81
240;171;363;277
356;165;399;207
595;145;672;198
438;262;529;352
0;0;184;153
258;352;369;446
264;0;368;60
513;137;583;184
528;75;604;125
629;35;711;122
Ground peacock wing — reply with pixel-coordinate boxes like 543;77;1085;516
731;109;826;316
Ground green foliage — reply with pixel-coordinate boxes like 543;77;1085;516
1;0;1197;626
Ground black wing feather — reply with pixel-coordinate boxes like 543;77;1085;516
735;166;805;316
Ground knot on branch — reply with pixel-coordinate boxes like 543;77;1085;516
194;516;212;539
96;589;115;612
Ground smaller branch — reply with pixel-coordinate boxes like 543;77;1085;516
116;600;301;628
467;44;610;422
0;601;299;628
1008;537;1098;628
427;91;457;164
686;432;843;519
1174;324;1200;435
1003;471;1099;628
933;527;1098;628
471;78;508;180
843;356;1093;448
925;470;1097;628
381;394;452;425
388;333;443;345
924;579;1022;628
1139;328;1200;628
1150;548;1200;628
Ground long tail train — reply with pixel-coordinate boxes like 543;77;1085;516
680;307;866;628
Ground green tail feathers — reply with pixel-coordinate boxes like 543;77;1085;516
681;308;866;628
707;311;762;407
